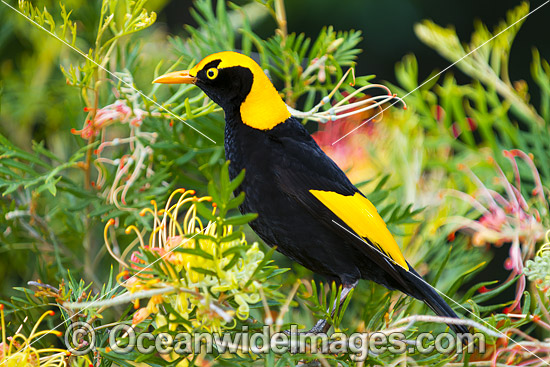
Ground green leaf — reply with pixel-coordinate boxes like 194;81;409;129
190;266;217;277
223;213;258;226
219;231;243;243
195;201;216;221
229;169;245;192
448;261;487;297
173;246;214;261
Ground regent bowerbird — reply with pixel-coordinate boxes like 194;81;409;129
154;51;469;336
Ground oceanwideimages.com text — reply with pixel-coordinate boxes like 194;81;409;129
66;322;485;361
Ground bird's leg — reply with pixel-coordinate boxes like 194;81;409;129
306;281;357;334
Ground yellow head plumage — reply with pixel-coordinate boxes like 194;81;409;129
154;51;291;130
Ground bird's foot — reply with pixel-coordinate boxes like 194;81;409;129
283;319;331;336
308;319;331;334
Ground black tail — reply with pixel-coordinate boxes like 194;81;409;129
403;267;469;336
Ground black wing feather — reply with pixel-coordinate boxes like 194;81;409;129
268;121;412;290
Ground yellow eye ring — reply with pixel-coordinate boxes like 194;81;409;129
206;68;218;80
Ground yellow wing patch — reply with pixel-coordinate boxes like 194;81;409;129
190;51;290;130
310;190;409;271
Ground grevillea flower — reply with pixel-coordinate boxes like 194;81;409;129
442;150;549;312
0;305;90;367
77;98;157;208
290;67;406;125
105;189;265;332
71;100;146;140
71;73;160;209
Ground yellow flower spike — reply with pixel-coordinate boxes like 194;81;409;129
24;329;64;343
38;351;67;366
175;292;190;314
169;191;194;229
1;304;6;353
139;207;164;247
25;310;55;347
0;307;90;367
188;197;213;234
161;210;184;240
104;187;269;331
165;188;186;213
162;191;189;246
157;209;171;247
150;223;166;248
116;270;129;284
146;295;163;314
125;225;145;248
164;189;187;237
189;267;201;284
223;225;232;238
205;220;217;236
103;218;129;268
233;294;250;320
149;199;160;247
536;230;550;258
183;204;197;234
155;314;167;328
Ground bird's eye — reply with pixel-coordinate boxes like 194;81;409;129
206;68;218;80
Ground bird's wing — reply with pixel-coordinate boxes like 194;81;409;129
308;190;408;271
270;128;410;274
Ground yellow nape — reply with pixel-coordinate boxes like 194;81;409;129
190;51;291;130
310;190;409;271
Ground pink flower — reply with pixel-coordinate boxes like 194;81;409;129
71;100;145;139
443;150;548;311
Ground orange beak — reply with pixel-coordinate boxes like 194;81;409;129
153;70;196;84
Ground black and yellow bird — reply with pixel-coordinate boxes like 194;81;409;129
154;51;468;335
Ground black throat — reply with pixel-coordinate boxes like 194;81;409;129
224;112;256;181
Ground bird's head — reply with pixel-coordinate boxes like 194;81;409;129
154;51;291;130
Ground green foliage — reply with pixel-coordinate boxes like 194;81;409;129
0;133;85;196
17;0;77;45
401;2;550;182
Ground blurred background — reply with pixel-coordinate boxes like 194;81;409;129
162;0;550;89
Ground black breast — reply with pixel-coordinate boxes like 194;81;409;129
223;116;364;284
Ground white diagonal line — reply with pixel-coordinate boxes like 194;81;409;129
332;0;550;145
332;219;549;366
1;0;216;144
